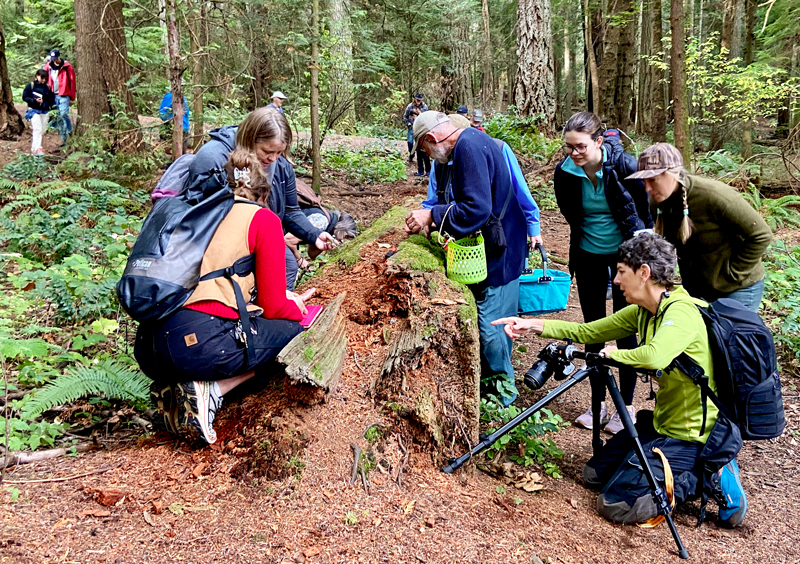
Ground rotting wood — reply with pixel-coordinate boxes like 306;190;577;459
277;292;347;396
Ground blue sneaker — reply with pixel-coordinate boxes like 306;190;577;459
716;459;747;527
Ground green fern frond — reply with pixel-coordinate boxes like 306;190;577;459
83;178;126;193
21;360;150;420
0;178;21;192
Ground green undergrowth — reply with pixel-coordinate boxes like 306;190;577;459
323;145;407;185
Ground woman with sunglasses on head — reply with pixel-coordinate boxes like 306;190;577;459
553;112;652;434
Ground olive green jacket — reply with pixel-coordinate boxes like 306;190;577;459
652;174;772;301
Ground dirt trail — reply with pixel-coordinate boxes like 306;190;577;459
2;157;799;564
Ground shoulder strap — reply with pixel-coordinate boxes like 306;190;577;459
497;180;514;221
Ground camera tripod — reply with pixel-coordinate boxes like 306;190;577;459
443;341;690;560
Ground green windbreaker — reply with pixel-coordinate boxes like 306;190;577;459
541;286;718;443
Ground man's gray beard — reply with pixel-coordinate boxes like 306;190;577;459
429;145;450;164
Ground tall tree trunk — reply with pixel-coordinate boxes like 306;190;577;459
731;0;745;60
74;0;143;152
166;0;183;159
791;41;800;129
615;0;637;131
328;0;356;131
670;0;690;164
637;0;653;135
190;1;207;148
480;0;494;110
310;0;322;195
565;8;578;117
583;0;601;114
651;0;666;141
598;0;622;122
451;18;472;111
740;0;756;158
515;0;555;129
709;0;737;150
0;21;24;140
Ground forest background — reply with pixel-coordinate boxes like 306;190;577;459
0;0;800;477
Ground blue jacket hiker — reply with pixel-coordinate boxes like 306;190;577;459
159;92;190;133
22;70;55;155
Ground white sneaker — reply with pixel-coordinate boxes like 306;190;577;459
575;402;609;429
604;405;637;434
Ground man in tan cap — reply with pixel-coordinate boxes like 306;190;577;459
405;110;528;406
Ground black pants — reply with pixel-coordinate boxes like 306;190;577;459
573;248;637;405
586;411;702;523
416;149;431;175
134;309;302;384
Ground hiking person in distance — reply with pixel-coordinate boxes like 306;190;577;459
403;93;428;162
553;112;652;434
492;233;747;528
44;49;76;146
22;69;55;156
267;91;287;114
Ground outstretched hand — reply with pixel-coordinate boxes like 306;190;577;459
286;289;311;316
490;317;543;340
314;232;338;251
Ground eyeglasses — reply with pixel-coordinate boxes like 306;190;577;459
562;143;590;155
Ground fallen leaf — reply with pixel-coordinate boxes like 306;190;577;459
151;500;164;514
377;243;391;248
304;546;321;557
404;500;415;515
143;511;154;526
322;490;334;500
22;282;35;292
52;518;70;530
192;462;208;478
95;489;125;506
80;509;111;518
431;298;456;306
167;502;184;516
570;498;579;510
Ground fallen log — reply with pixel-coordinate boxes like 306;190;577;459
276;292;348;399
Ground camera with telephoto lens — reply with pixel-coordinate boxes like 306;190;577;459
524;341;578;390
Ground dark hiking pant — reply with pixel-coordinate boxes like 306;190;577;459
135;308;302;384
573;248;638;405
583;411;703;524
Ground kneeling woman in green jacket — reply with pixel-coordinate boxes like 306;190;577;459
492;233;747;527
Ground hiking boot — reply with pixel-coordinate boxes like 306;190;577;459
176;381;223;444
716;459;747;527
604;405;636;435
575;402;609;429
149;381;180;435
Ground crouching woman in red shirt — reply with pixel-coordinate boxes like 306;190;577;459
134;149;309;444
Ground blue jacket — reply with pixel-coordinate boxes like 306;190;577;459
430;128;527;289
423;139;541;237
553;130;651;269
159;92;190;133
185;126;323;243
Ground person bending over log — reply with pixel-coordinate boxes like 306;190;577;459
135;150;312;445
628;143;772;312
404;111;528;407
185;107;338;290
492;233;746;528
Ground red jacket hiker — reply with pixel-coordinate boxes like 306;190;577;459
43;59;76;101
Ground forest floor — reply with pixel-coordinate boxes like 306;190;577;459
1;139;800;564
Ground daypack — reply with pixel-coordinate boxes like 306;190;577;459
151;153;196;201
666;298;785;441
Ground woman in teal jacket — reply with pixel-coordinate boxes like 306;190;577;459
493;233;746;528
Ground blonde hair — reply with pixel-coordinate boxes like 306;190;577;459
223;149;271;202
654;173;693;244
236;107;292;159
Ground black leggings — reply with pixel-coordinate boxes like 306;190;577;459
416;148;431;175
134;309;302;384
573;248;637;405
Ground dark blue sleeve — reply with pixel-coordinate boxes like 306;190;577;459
277;159;324;243
431;136;492;238
621;153;652;228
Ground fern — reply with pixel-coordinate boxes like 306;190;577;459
743;185;800;230
21;360;150;419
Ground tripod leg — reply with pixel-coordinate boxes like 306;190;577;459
602;368;689;560
591;373;604;455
